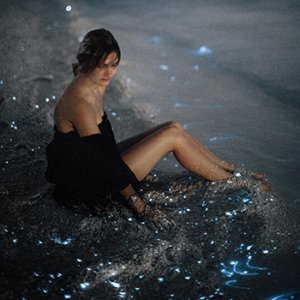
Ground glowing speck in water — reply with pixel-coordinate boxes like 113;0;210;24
159;64;169;71
80;282;90;289
157;277;164;283
151;35;161;44
77;36;84;43
125;77;132;85
45;98;50;102
108;280;121;288
64;295;72;299
35;105;39;109
10;121;17;130
118;291;127;297
0;80;3;84
262;249;269;254
193;64;200;71
170;76;176;81
192;46;213;56
50;236;73;245
12;96;16;101
65;5;72;12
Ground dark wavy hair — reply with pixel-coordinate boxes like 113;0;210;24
72;29;121;76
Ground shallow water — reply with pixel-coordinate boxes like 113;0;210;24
1;1;300;299
70;0;300;201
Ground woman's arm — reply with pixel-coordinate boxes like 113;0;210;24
120;184;145;214
121;184;175;231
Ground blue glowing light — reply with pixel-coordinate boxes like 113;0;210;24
221;256;267;290
151;35;162;44
107;280;121;288
192;46;213;56
224;279;250;290
159;64;169;71
80;282;90;289
50;236;74;245
234;191;252;204
118;291;127;298
266;290;300;300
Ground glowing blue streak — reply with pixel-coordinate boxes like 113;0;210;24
221;261;259;276
224;279;250;290
266;290;300;300
107;280;121;288
246;256;267;271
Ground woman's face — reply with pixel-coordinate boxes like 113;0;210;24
92;52;119;87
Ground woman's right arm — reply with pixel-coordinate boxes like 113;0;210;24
121;184;175;231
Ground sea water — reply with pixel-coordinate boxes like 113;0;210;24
68;0;300;201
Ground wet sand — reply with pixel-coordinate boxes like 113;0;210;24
1;1;300;299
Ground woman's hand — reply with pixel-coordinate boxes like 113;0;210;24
121;185;176;231
140;204;176;231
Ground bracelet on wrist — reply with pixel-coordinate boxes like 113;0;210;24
129;193;139;204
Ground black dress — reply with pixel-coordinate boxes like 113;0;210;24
45;113;140;207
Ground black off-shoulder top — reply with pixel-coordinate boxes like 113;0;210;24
45;113;140;207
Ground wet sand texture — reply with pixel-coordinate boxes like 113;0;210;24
1;1;300;299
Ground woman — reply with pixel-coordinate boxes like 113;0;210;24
45;29;265;230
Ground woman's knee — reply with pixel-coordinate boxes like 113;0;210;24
161;121;184;141
163;121;182;131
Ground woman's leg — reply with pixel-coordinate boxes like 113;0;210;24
121;122;232;182
117;122;174;153
118;122;236;172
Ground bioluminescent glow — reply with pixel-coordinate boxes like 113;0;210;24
50;236;74;245
266;290;300;300
192;46;213;56
80;282;90;289
151;35;162;44
107;280;121;288
10;121;18;130
221;255;267;290
159;64;169;71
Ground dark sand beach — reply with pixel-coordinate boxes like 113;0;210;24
1;1;300;299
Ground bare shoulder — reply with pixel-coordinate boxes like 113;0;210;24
54;81;99;136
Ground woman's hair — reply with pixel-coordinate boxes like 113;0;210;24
72;29;121;76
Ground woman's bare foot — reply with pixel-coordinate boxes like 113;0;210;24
252;172;266;181
261;179;271;192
